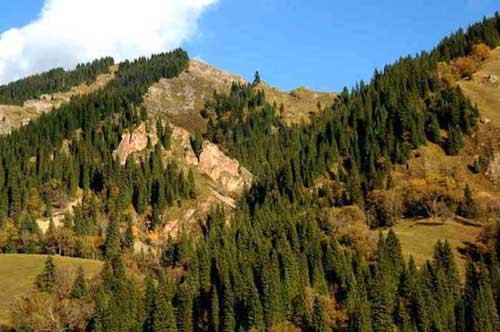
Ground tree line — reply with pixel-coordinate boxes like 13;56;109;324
0;57;115;105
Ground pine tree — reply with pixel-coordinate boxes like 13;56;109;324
427;113;442;144
209;285;220;332
446;125;464;155
103;218;121;260
311;296;328;332
458;184;478;219
465;260;499;332
177;282;194;332
70;266;89;299
253;71;261;86
246;283;265;332
370;267;394;332
35;255;57;293
144;274;156;332
346;273;373;332
153;276;176;332
124;218;135;249
190;130;203;160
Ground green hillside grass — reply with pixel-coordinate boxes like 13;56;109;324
0;254;103;325
459;47;500;128
388;219;481;277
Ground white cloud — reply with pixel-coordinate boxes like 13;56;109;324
0;0;218;84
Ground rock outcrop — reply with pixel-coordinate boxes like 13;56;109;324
198;141;253;195
486;153;500;184
113;122;158;165
169;125;199;166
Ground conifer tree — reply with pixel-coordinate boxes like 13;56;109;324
346;274;373;332
458;184;478;219
311;296;328;332
253;71;261;86
104;218;121;260
153;276;176;332
35;255;56;293
190;130;203;160
370;267;394;332
144;274;156;332
446;126;464;155
70;266;89;299
427;113;442;144
209;285;220;332
177;282;194;332
124;218;135;249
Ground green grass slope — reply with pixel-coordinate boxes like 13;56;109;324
388;220;481;277
0;254;103;325
459;47;500;127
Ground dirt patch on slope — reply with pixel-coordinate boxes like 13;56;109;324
255;82;337;125
36;190;83;233
144;60;246;132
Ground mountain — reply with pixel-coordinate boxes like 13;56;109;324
0;14;499;332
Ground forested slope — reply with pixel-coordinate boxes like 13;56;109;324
0;57;114;105
0;14;499;332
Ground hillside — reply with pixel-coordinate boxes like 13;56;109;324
143;60;336;132
122;60;336;241
254;82;337;125
459;47;500;127
0;254;103;325
379;46;500;272
0;15;498;332
0;65;117;135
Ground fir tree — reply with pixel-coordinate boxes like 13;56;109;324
446;126;464;155
190;130;203;160
311;296;327;332
458;184;478;219
153;276;176;332
427;113;442;144
35;255;57;293
104;218;121;260
124;218;135;249
253;70;261;86
70;266;89;299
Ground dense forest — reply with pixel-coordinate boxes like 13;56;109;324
0;57;115;105
0;13;500;332
0;49;191;255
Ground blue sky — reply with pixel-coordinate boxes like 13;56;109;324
1;0;499;91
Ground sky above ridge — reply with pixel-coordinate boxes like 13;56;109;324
0;0;499;90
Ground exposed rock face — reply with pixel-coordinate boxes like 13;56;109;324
170;125;198;166
0;105;38;135
23;97;64;114
113;122;158;165
198;141;253;195
113;121;252;198
486;153;500;184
